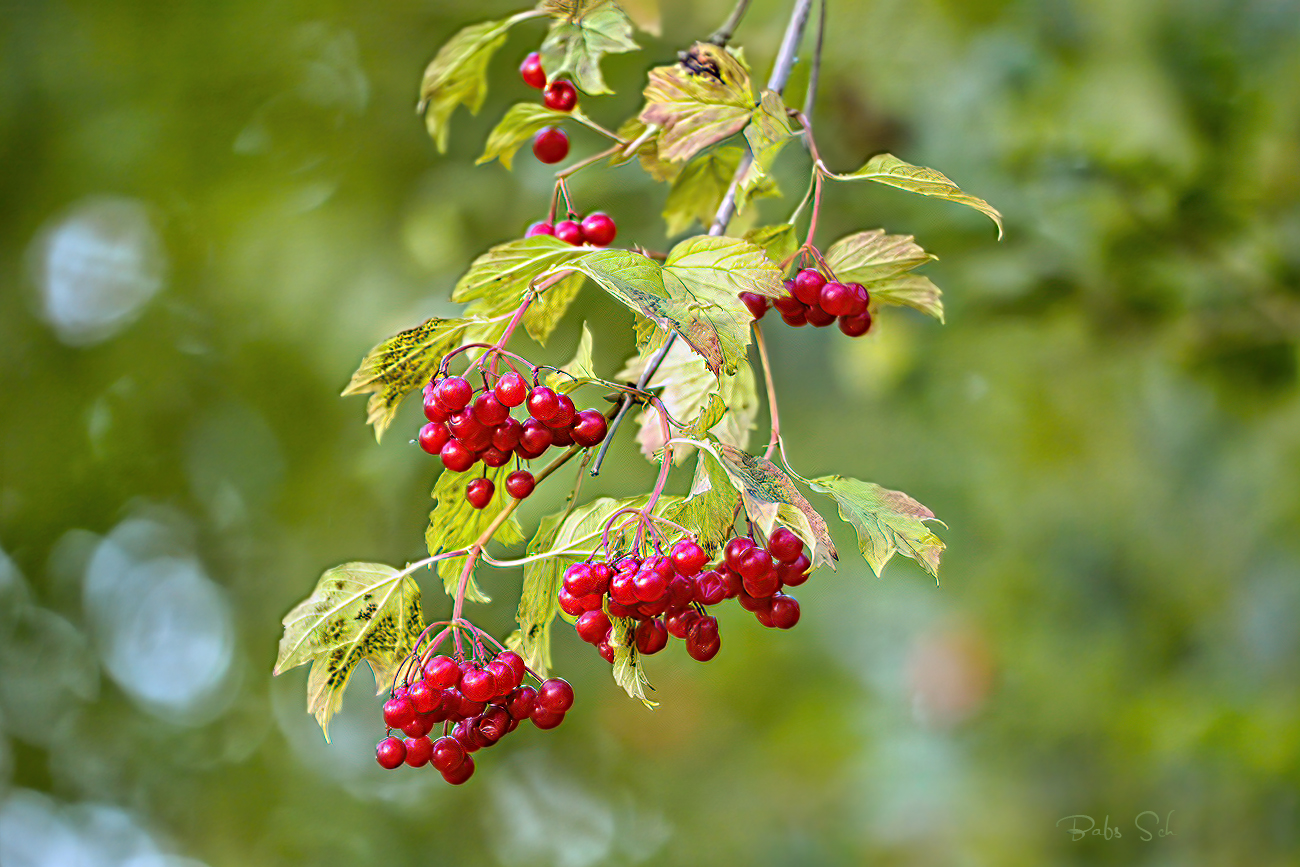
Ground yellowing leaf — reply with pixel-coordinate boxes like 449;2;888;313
825;153;1004;238
807;476;945;578
453;235;589;305
612;117;678;182
824;230;944;322
610;616;657;707
524;273;585;346
662;451;741;557
341;317;473;441
418;13;538;152
426;465;525;603
274;562;424;739
618;0;660;35
744;224;799;266
736;90;793;212
870;276;945;322
639;42;755;162
539;0;639;95
478;103;572;169
662;146;743;236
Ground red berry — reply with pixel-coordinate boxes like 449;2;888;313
597;641;615;663
767;527;805;563
376;736;406;769
490;418;522;452
526;387;561;423
772;291;804;315
533;127;570;164
424;394;452;422
505;470;535;499
558;586;586;617
575;610;612;644
382;697;416;730
494;371;528;407
549;424;575;447
536;678;574;713
543;79;578;112
580;212;617;246
404;736;433;767
670;540;708;576
693;570;729;606
423;655;460;689
792;269;826;305
770;594;801;629
633;569;668;602
635;618;669;655
480;446;511;468
781;308;809;327
496;651;527;685
408;680;442;715
739;292;769;319
473;392;509;427
588;563;612;594
742;567;781;598
776;552;812;586
520;52;546;89
554;220;584;245
435;377;473;411
505;685;537;720
571;410;608;447
723;537;756;571
845;282;869;316
838;311;873;337
466;478;495;509
530;707;565;730
519;417;554;453
665;608;700;639
439;439;476;473
442;754;475;784
806;305;837;327
525;221;555;237
563;562;594;595
819;282;854;316
686;616;721;662
431;735;465;772
419;422;450;455
458;667;495;703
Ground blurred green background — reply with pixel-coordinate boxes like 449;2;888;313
2;0;1298;864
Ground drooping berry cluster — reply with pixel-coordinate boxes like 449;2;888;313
525;211;617;247
375;648;574;785
519;51;576;164
741;268;873;337
563;529;812;664
419;372;609;508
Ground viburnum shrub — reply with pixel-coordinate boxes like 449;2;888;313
273;0;1002;785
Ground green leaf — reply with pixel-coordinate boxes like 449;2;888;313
617;338;756;462
524;273;585;346
689;441;838;570
639;42;755;162
825;153;1004;238
609;616;657;707
744;224;800;266
539;0;638;95
736;90;794;213
618;0;660;35
662;451;741;557
546;322;599;393
824;229;944;322
662;146;743;236
274;562;424;739
418;13;537;152
478;103;571;169
340;317;472;441
453;235;589;306
426;465;525;603
612;117;679;182
807;476;945;578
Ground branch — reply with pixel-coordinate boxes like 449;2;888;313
709;0;753;46
754;323;781;459
801;0;826;121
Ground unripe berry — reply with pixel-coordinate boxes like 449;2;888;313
520;52;546;89
739;292;769;319
376;736;406;769
554;220;584;246
537;678;574;713
532;127;570;164
419;422;450;455
494;371;528;407
571;410;608;447
505;469;535;499
466;478;494;509
543;79;578;112
525;221;555;237
580;212;617;246
767;527;805;563
792;269;826;305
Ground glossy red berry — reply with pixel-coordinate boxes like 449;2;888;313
724;537;756;571
575;609;611;644
665;608;700;639
526;387;561;423
520;52;546;89
473;392;509;427
408;680;442;715
440;439;476;473
480;446;512;468
494;371;528;407
518;418;554;453
419;422;451;455
543;79;578;112
376;736;406;769
781;308;809;327
431;735;466;772
505;470;535;499
537;678;574;713
838;311;872;337
424;394;452;423
776;552;811;586
845;282;870;316
466;478;495;509
670;540;708;576
554;220;584;245
382;697;416;730
770;594;801;629
694;570;729;606
505;685;537;720
580;212;617;246
686;616;721;662
496;651;527;685
792;269;826;305
442;754;476;784
404;735;433;767
423;655;460;689
739;292;769;319
530;707;565;730
773;292;804;315
571;410;607;447
819;282;854;316
525;221;555;237
767;528;804;563
533;127;570;164
435;377;473;411
806;305;837;327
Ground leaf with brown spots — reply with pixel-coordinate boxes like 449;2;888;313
638;42;755;162
274;562;425;740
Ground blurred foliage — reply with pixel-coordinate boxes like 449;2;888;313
1;0;1298;865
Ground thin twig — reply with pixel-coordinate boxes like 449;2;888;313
801;0;826;121
754;324;781;460
709;0;753;46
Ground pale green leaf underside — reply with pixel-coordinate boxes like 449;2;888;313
807;476;945;579
610;616;657;707
274;562;424;739
426;464;524;603
539;1;638;94
546;321;599;393
737;90;794;213
744;224;799;267
826;153;1004;238
453;235;589;306
524;272;586;346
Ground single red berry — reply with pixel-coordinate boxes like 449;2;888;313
806;305;837;327
635;618;669;655
530;707;566;730
549;424;575;447
491;418;523;451
533;127;570;164
376;736;406;769
743;567;781;598
480;446;512;468
423;655;460;689
571;410;608;447
550;394;576;428
419;422;450;455
520;52;546;89
466;478;495;509
597;641;615;663
477;707;510;743
781;308;809;327
776;552;812;586
693;570;729;606
563;562;594;595
767;527;805;563
686;616;721;662
457;694;486;719
845;282;870;316
404;735;433;767
580;212;617;246
518;418;554;455
554;220;584;246
431;735;465;772
382;696;416;730
665;574;695;610
526;387;561;423
770;594;801;629
439;439;476;473
543;79;578;112
473;392;509;427
525;221;555;237
819;282;854;316
588;562;612;594
633;569;668;603
486;660;518;696
838;311;872;337
505;470;536;499
739;292;769;320
506;685;537;720
459;667;496;702
738;547;774;580
494;371;528;407
408;680;442;715
792;269;826;305
670;540;708;576
424;393;452;423
724;537;756;571
575;610;612;644
772;292;804;315
665;608;700;639
435;377;473;411
536;678;574;713
442;754;476;784
558;586;586;617
449;407;489;443
496;651;527;686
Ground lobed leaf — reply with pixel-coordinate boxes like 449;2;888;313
824;229;944;322
539;0;638;95
744;224;800;267
662;146;744;236
736;90;793;213
341;316;473;441
825;153;1004;238
807;476;945;579
478;103;572;169
453;235;589;306
274;562;424;739
426;464;525;603
609;616;657;707
639;42;755;162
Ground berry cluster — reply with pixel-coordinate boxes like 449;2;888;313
375;649;574;785
525;211;617;247
740;268;874;337
520;52;576;164
563;529;812;664
419;372;609;508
